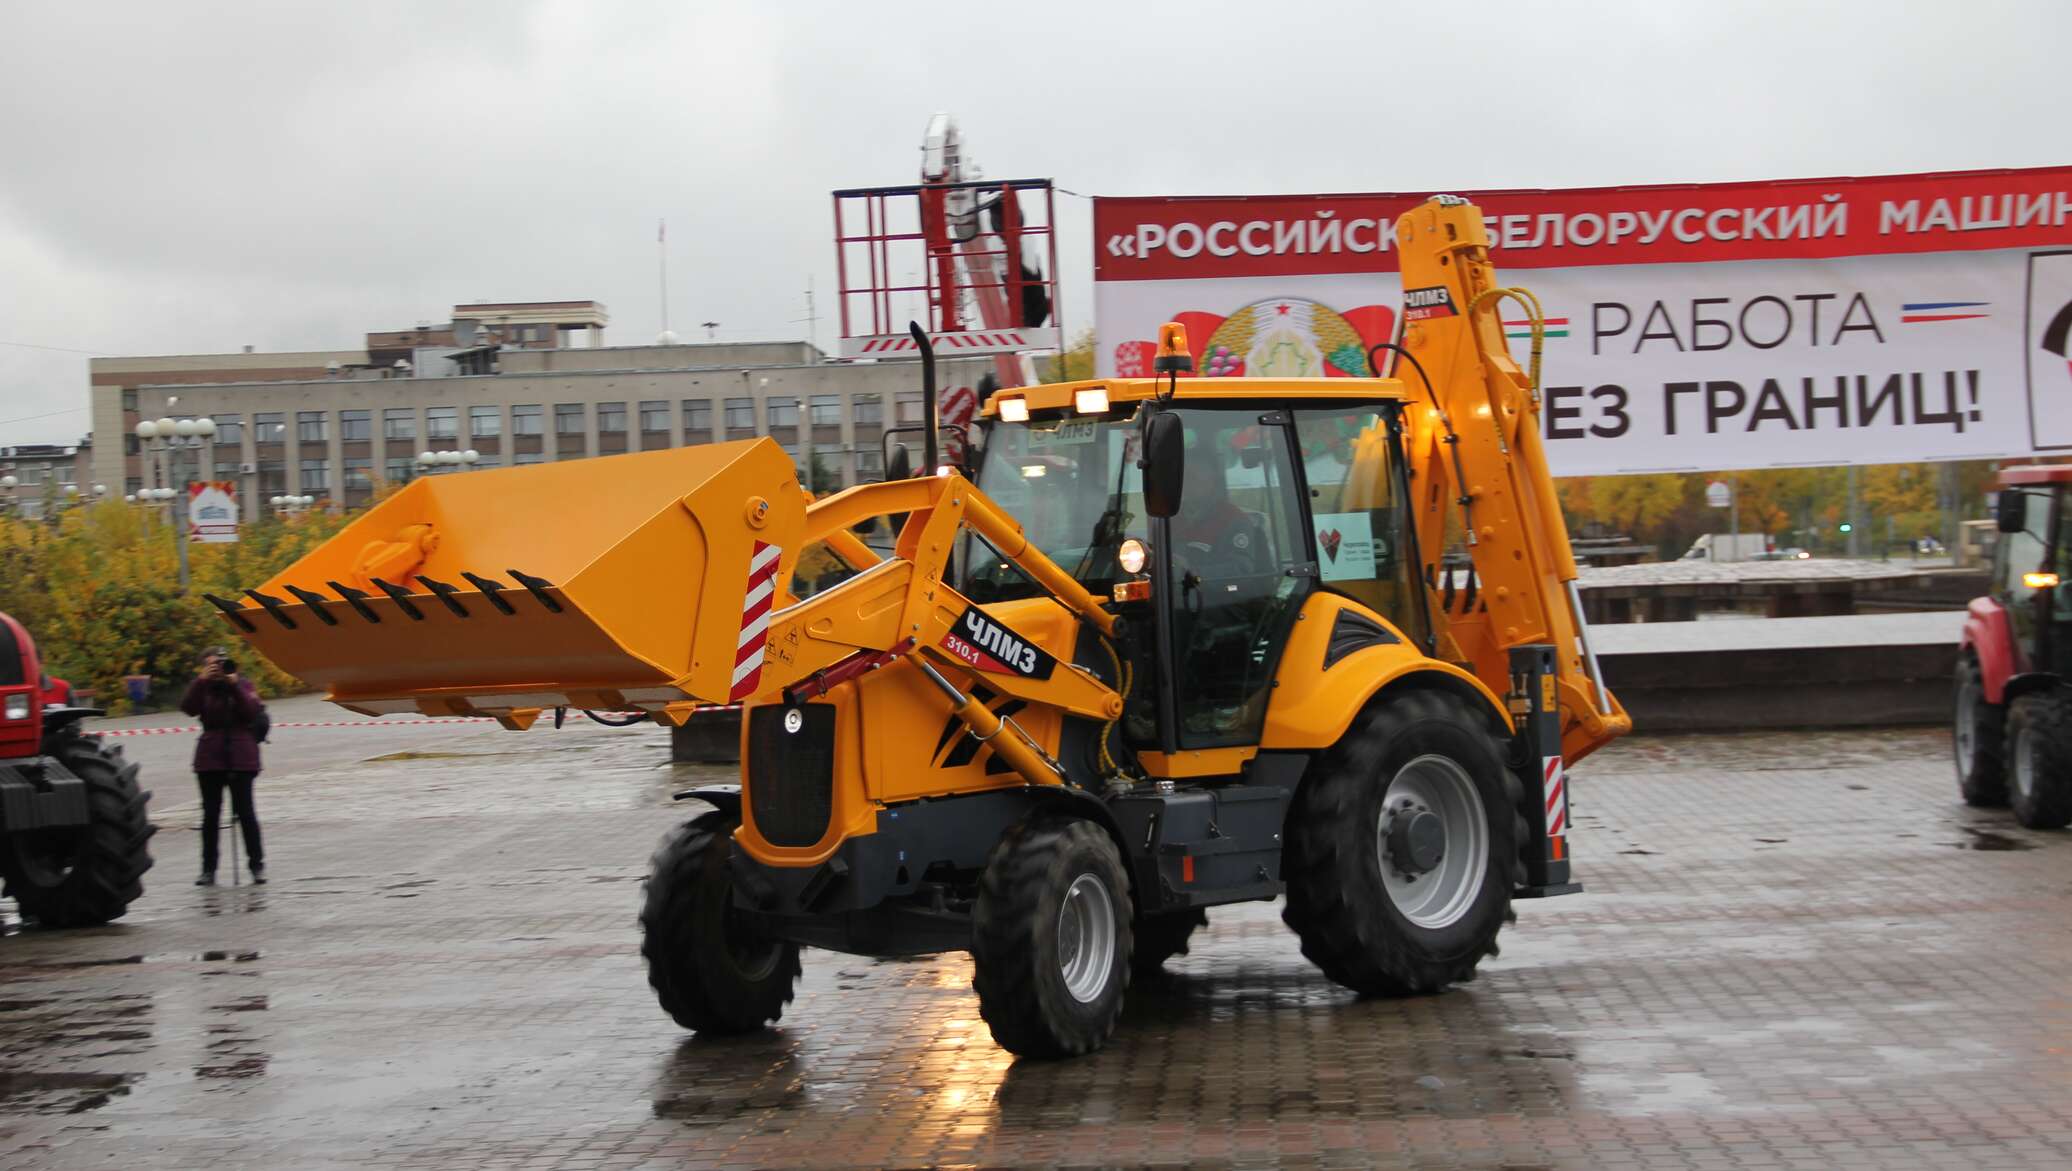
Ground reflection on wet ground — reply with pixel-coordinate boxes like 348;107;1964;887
2;722;2070;1168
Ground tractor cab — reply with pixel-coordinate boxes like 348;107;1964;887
1954;464;2072;828
962;365;1428;760
1985;467;2072;684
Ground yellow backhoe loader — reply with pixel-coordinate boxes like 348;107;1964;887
209;196;1629;1058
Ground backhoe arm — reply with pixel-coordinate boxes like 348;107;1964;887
1394;197;1632;762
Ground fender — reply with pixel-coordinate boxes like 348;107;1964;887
1962;596;2015;703
1262;593;1511;751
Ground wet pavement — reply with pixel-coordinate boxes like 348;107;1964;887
5;719;2072;1169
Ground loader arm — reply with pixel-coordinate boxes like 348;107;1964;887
1394;197;1632;763
209;440;1120;789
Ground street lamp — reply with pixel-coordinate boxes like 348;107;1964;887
268;494;315;517
415;449;480;475
134;414;217;590
0;473;17;516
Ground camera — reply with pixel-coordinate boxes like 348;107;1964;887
218;659;238;677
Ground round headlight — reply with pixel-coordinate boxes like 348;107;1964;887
1117;538;1148;576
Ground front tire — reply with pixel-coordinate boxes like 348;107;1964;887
1;730;155;928
1283;689;1520;996
973;817;1133;1058
640;812;801;1034
1954;654;2007;807
2006;691;2072;830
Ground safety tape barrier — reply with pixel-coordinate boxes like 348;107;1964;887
90;706;741;737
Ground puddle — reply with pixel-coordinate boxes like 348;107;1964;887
1946;826;2036;851
0;1071;140;1115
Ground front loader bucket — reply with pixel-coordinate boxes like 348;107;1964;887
208;440;807;720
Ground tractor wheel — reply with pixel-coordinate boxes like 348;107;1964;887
640;811;800;1034
1132;907;1207;978
1283;689;1521;996
972;817;1133;1058
1954;654;2007;807
0;730;155;928
2005;690;2072;830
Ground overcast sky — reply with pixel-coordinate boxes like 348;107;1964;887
3;1;2067;445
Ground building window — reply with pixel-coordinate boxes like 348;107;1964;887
515;452;545;465
122;389;138;412
297;411;328;443
124;434;140;455
474;455;502;469
340;410;371;441
300;460;329;492
255;413;286;443
214;414;244;446
896;393;923;424
856;448;883;478
767;397;798;428
257;461;286;493
555;403;586;435
125;477;142;496
810;395;841;427
639;400;669;432
512;404;543;436
684;400;712;436
470;406;501;438
344;458;373;489
597;402;627;434
852;395;883;427
384;408;416;440
426;407;458;440
384;457;415;484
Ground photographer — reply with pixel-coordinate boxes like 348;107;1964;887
179;647;267;886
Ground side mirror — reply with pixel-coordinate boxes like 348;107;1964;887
886;443;913;482
1141;411;1184;519
1996;489;2028;534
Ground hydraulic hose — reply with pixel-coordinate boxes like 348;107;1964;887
1370;340;1477;547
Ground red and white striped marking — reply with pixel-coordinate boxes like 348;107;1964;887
91;706;742;737
1543;755;1568;838
839;329;1054;359
729;540;781;702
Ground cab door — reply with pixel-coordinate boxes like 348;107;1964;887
1159;408;1312;749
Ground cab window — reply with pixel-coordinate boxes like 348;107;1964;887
1292;406;1427;647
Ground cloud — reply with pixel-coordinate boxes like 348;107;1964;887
2;0;2068;444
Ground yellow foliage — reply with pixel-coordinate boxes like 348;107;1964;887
0;498;362;712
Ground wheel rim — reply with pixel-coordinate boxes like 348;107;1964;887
1377;754;1490;930
2014;723;2037;800
722;901;783;981
11;827;82;890
1954;677;1978;772
1056;872;1116;1003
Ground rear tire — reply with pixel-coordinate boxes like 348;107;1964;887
1131;907;1207;977
1283;689;1520;996
2006;690;2072;830
640;812;800;1034
1;730;155;928
972;817;1133;1058
1954;654;2007;807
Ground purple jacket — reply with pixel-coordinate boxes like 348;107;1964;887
180;676;264;773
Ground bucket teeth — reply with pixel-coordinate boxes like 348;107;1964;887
415;575;470;618
507;569;563;613
203;593;257;633
372;578;425;621
460;572;517;615
326;581;382;624
243;589;298;630
283;584;340;626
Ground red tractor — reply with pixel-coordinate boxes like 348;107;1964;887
0;611;156;925
1955;465;2072;829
